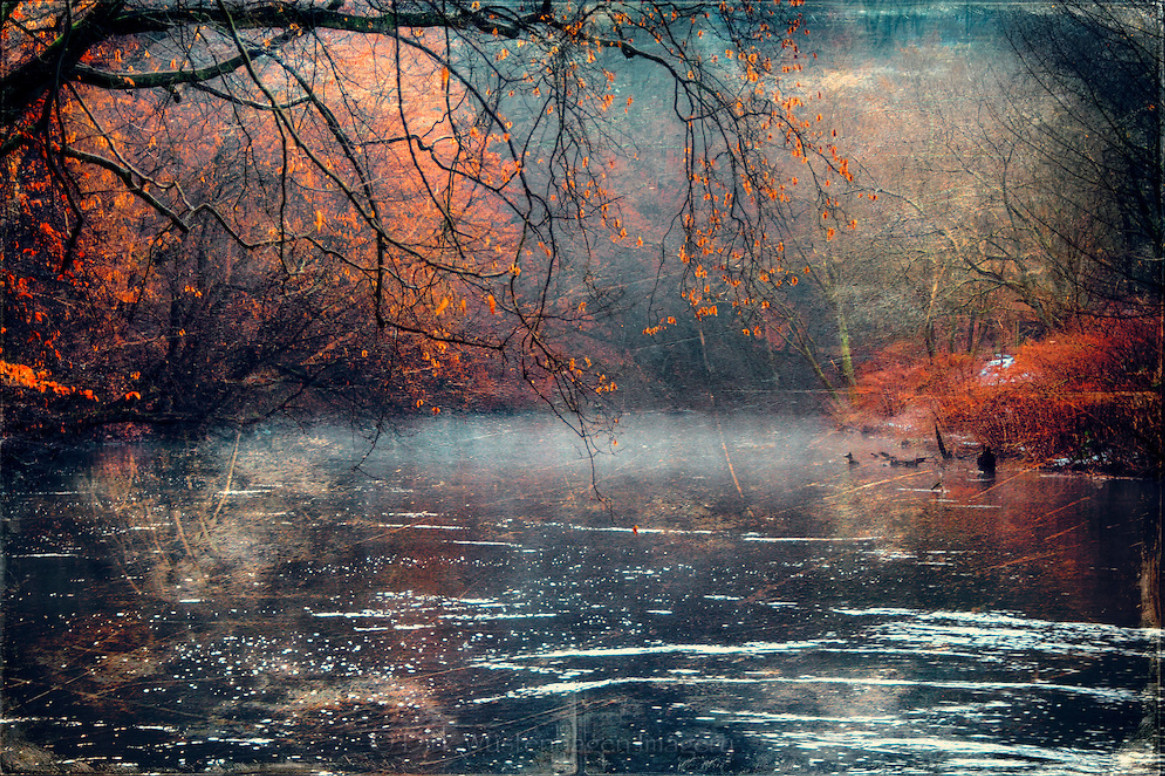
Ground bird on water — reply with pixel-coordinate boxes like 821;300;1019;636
976;445;996;476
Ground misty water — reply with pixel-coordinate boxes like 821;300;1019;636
2;413;1161;774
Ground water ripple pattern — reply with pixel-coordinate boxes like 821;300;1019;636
2;414;1160;775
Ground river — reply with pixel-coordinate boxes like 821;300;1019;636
2;412;1160;774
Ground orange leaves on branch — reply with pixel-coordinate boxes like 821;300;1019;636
594;374;617;394
0;360;95;400
3;0;849;424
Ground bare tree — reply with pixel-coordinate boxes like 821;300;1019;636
993;1;1163;467
998;2;1162;313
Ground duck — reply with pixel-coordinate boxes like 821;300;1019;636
844;452;860;466
976;445;997;476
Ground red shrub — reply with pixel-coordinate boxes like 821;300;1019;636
847;318;1162;472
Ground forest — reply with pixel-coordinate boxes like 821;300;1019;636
2;0;1163;474
2;4;1162;772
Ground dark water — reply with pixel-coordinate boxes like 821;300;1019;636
2;413;1161;774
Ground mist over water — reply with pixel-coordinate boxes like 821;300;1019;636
2;412;1160;774
4;2;1162;773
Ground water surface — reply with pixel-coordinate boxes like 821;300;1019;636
2;413;1160;774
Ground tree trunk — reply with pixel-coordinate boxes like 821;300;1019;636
835;304;857;391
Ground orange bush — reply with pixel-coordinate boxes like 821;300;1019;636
848;318;1162;473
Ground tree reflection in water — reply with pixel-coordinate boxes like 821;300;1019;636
2;414;1161;774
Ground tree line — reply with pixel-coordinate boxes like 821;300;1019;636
2;0;846;438
1;0;1161;472
809;1;1163;473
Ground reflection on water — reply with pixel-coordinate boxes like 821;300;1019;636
1;413;1161;774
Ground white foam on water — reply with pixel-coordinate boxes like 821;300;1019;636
506;640;827;660
376;522;464;530
742;534;881;543
470;668;1141;705
449;540;523;548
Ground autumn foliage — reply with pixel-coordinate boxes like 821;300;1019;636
847;318;1163;472
2;0;855;441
